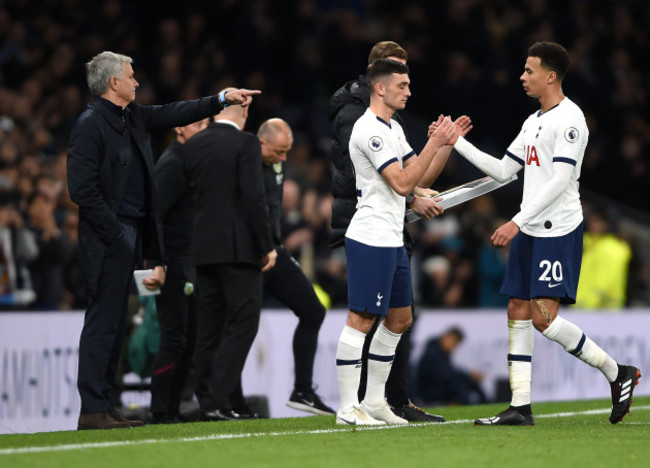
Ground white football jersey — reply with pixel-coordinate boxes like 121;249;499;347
345;108;415;247
506;97;588;236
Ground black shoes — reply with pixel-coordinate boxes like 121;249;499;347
474;366;642;427
151;413;174;425
391;402;445;423
151;412;187;424
610;365;642;424
201;408;254;421
475;406;535;426
286;388;336;415
232;403;262;420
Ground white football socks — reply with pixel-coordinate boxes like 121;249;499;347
363;323;402;407
508;319;534;407
336;325;366;413
543;315;619;382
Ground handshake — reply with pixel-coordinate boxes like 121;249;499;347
427;115;473;146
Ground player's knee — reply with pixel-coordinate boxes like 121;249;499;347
531;297;559;332
507;297;530;319
385;310;412;334
403;312;413;329
532;314;550;333
347;310;376;333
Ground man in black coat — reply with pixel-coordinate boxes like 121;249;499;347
149;117;209;424
183;89;277;421
328;41;450;422
416;327;487;405
67;51;259;430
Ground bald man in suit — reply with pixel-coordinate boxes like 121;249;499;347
183;88;276;420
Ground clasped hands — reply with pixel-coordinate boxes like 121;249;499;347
409;115;473;220
427;115;473;145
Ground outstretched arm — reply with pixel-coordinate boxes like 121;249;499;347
452;136;521;182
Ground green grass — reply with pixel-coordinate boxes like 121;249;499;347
1;397;649;468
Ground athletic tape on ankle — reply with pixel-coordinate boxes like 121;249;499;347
508;319;534;357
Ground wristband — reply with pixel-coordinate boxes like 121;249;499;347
218;90;230;108
406;194;415;207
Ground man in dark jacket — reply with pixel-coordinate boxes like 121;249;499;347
258;118;334;416
67;51;259;430
149;117;209;424
328;41;450;422
416;327;487;405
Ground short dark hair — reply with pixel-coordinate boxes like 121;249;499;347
368;41;408;66
445;327;465;342
366;58;410;90
528;41;570;81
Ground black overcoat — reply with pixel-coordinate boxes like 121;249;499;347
67;96;220;296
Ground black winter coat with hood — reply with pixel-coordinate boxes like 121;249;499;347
328;75;413;252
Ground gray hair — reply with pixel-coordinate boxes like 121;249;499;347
85;51;133;96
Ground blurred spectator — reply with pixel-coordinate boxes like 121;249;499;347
280;177;313;262
60;209;86;309
574;206;632;310
415;327;487;405
0;192;37;307
25;190;74;309
420;256;453;306
460;196;509;308
475;239;509;308
417;225;476;308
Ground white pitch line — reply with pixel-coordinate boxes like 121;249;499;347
2;405;649;456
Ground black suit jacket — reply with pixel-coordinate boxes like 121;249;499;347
182;121;273;268
67;95;221;296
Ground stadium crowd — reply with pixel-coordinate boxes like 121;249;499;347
0;0;649;311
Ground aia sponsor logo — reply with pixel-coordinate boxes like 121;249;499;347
526;145;540;166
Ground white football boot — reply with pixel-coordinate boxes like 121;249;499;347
360;400;408;425
336;405;386;426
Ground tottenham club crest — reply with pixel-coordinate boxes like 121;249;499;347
564;127;579;143
368;136;384;152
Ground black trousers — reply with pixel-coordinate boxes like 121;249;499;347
77;221;137;413
150;257;196;417
263;247;326;392
193;263;262;411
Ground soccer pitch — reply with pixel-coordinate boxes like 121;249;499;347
1;397;648;468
